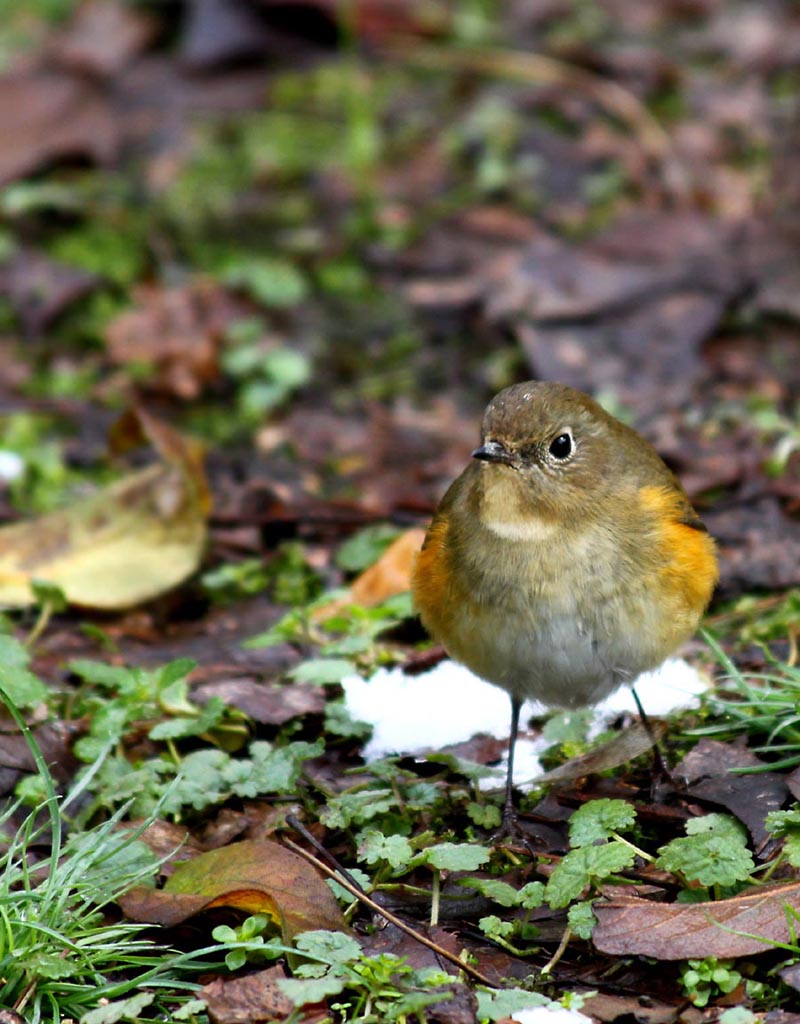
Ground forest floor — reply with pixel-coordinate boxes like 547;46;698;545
1;1;800;1022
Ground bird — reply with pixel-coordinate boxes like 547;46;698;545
411;380;718;834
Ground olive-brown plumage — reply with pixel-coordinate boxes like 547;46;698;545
412;381;717;829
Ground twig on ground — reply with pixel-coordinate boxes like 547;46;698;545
281;834;496;988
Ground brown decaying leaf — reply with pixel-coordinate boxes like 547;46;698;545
0;69;118;186
484;213;745;410
193;678;326;725
0;248;99;337
50;0;157;77
201;965;299;1024
104;282;242;400
533;720;665;785
119;839;346;943
678;738;788;850
593;881;800;960
0;407;210;609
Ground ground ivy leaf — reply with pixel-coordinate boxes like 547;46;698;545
567;900;597;939
290;658;354;685
418;842;491;872
80;991;155;1024
0;635;48;707
466;801;502;829
358;830;413;869
335;523;400;573
656;833;755;887
765;808;800;836
475;988;551;1022
294;929;362;963
783;833;800;868
321;789;397;829
685;813;746;840
518;881;546;909
458;878;520;907
167;748;229;812
656;815;754;887
230;739;323;797
327;867;371;903
569;798;637;847
278;974;347;1005
546;842;636;908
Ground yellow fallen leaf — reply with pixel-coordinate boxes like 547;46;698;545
119;839;347;943
0;407;209;609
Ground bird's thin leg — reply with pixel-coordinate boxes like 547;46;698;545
501;696;522;833
630;684;671;782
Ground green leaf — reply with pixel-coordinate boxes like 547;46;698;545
418;842;491;872
720;1008;756;1024
569;798;637;847
278;973;347;1005
567;900;596;939
231;739;323;796
656;815;754;887
321;788;398;829
458;878;520;907
148;696;224;740
685;813;745;840
290;658;354;685
165;748;230;813
479;915;514;940
294;929;362;963
327;867;371;903
546;842;636;908
474;988;551;1022
517;881;546;909
324;701;373;740
263;348;311;388
80;992;155;1024
0;636;48;707
359;830;414;869
783;832;800;867
68;658;133;690
335;524;401;573
172;1000;208;1021
31;578;68;611
765;807;800;836
466;801;502;829
222;257;308;308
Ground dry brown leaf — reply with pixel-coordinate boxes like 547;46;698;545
532;720;665;785
314;528;425;621
104;282;240;400
119;839;346;943
0;248;99;336
201;965;297;1024
0;407;209;609
193;678;326;726
0;69;118;186
50;0;157;77
593;881;800;959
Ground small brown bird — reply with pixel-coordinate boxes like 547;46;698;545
412;381;717;830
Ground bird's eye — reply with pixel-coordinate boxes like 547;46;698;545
548;432;573;460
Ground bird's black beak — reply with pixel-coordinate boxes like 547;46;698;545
472;439;516;465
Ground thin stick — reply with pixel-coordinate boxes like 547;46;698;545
281;836;496;988
540;925;571;976
286;814;367;895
